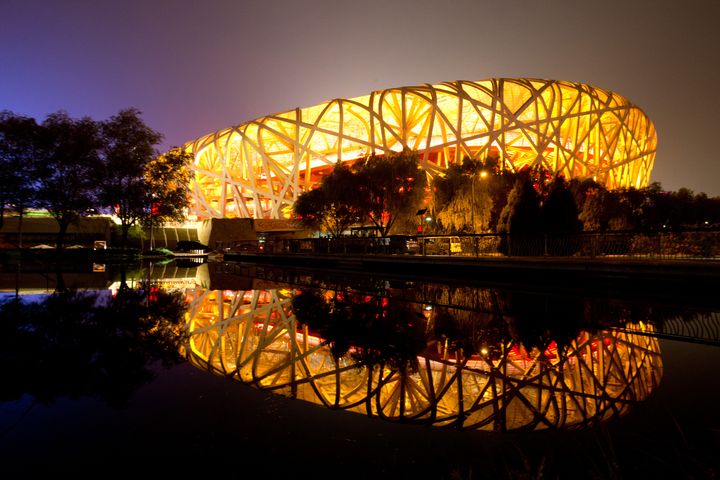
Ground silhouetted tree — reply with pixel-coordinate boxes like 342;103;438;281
542;177;581;233
99;108;163;249
294;163;362;237
37;111;103;250
354;149;427;236
294;188;325;232
579;185;610;231
541;177;582;255
497;174;543;255
0;111;42;246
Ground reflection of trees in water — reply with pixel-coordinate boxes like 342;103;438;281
185;287;663;431
583;297;715;331
0;284;187;406
224;262;720;343
292;289;427;372
291;287;594;369
408;282;720;347
418;288;590;362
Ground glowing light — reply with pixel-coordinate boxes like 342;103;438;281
184;78;656;220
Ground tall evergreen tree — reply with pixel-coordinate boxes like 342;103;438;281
497;174;543;255
542;177;582;234
497;175;542;234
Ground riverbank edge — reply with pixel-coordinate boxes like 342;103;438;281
223;252;720;292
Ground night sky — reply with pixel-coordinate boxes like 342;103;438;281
2;0;719;195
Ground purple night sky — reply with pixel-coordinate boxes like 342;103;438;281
2;0;719;195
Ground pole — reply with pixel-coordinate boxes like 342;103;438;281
149;208;154;251
149;194;157;251
471;177;475;233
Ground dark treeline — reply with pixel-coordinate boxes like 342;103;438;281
0;109;192;250
294;151;720;237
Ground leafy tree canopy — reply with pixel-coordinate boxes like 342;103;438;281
0;111;42;232
294;162;362;237
37;111;103;250
100;108;164;248
354;148;427;236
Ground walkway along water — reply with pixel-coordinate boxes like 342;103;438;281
220;230;720;295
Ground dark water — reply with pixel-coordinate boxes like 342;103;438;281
0;261;719;478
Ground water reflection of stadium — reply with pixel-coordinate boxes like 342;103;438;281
183;285;663;432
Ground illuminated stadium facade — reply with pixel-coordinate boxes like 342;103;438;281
184;78;657;220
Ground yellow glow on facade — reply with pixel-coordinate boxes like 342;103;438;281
183;287;663;431
184;78;657;220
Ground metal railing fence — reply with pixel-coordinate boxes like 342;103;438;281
252;230;720;261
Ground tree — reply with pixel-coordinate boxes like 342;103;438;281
354;149;427;236
294;187;326;232
37;111;103;250
497;174;543;255
0;111;41;246
694;193;720;227
143;147;192;227
294;162;362;237
579;185;609;231
432;163;467;212
433;155;505;233
541;176;582;255
100;108;163;249
436;173;494;233
485;162;516;232
497;174;542;234
542;177;582;234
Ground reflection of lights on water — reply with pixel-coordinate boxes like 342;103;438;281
185;288;664;432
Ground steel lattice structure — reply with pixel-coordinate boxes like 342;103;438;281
183;287;663;431
184;78;657;220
